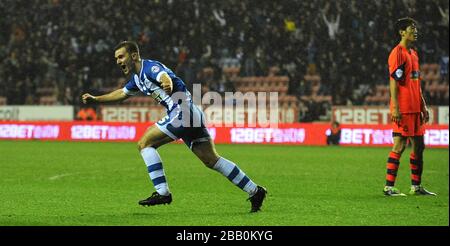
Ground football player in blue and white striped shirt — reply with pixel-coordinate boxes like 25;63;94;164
82;41;267;212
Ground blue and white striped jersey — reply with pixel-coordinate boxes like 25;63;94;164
122;59;191;111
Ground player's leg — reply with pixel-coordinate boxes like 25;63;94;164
408;134;436;195
191;139;258;194
384;134;407;196
191;139;267;212
409;136;424;187
138;124;175;206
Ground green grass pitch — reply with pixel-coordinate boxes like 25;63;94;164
0;140;448;226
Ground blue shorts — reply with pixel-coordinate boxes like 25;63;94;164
156;102;211;149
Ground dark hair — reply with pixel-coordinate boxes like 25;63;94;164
395;17;417;33
114;41;140;55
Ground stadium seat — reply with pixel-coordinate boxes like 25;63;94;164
444;87;449;100
230;67;240;77
420;64;430;78
249;77;261;93
322;95;332;103
304;74;321;86
311;83;320;96
428;63;440;74
437;82;447;94
422;63;441;83
375;85;384;93
278;76;289;84
137;97;154;106
203;67;214;79
300;95;312;101
277;78;285;92
279;95;298;109
36;87;55;97
378;94;389;104
232;77;242;89
136;97;146;106
223;66;240;78
377;85;389;97
268;66;280;76
424;71;440;82
39;96;58;105
238;77;250;92
365;95;374;104
428;80;439;94
222;67;233;77
124;96;142;106
99;86;120;94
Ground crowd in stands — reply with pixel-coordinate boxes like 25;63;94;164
0;0;448;122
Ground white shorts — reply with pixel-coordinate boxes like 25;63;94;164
156;102;211;149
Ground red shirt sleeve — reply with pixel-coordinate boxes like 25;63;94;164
388;46;406;83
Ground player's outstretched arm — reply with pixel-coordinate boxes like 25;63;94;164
82;89;129;104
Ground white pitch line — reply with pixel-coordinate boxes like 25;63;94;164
48;167;137;181
48;173;78;180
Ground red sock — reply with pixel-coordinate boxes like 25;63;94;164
410;153;422;186
386;151;401;186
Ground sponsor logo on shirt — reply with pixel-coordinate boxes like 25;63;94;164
395;69;403;79
151;65;160;73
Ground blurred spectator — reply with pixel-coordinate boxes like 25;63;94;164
76;106;97;121
284;16;297;32
440;55;449;81
326;121;341;145
321;5;341;41
0;0;447;115
438;3;449;27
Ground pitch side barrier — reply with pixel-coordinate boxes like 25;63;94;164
0;121;447;148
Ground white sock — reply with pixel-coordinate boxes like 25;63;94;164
213;157;258;196
140;147;170;196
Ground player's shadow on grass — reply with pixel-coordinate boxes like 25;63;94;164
131;210;250;217
0;209;264;226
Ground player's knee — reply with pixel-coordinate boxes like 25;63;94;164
392;144;405;154
137;142;145;152
201;156;219;168
202;159;215;168
417;141;425;153
137;141;153;151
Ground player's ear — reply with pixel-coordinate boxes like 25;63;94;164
131;52;139;60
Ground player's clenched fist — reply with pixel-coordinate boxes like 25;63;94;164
391;109;402;125
159;73;173;94
82;93;97;104
420;109;430;124
161;79;173;94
